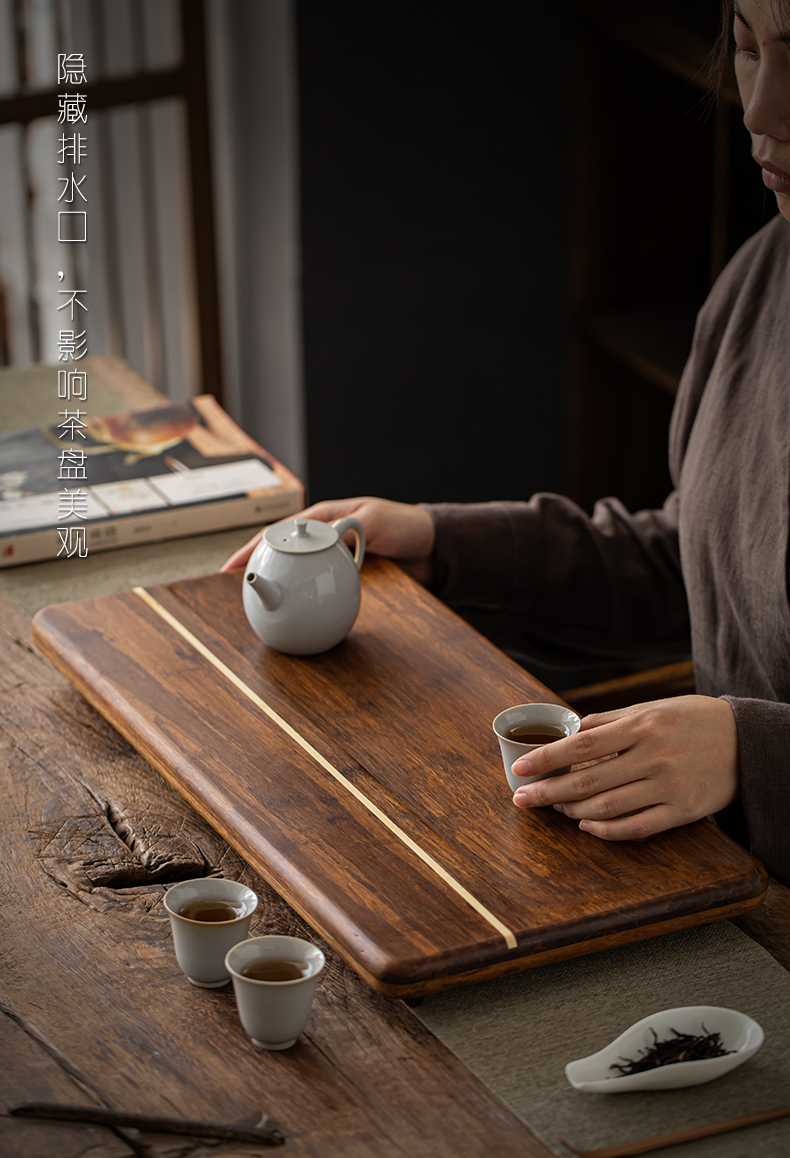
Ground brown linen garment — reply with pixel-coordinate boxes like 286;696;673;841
424;213;790;885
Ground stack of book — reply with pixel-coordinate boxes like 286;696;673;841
0;395;304;567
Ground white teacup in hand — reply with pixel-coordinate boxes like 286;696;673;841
493;702;581;793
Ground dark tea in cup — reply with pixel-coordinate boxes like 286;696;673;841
178;898;245;922
240;958;311;982
503;723;567;745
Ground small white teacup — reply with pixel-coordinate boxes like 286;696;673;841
225;935;325;1050
493;703;581;793
163;877;258;988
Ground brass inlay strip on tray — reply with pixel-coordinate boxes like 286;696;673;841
133;586;518;950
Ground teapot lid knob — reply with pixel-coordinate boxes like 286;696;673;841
263;516;338;553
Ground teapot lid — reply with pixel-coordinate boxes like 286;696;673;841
263;517;338;554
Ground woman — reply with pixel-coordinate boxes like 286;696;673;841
225;0;790;885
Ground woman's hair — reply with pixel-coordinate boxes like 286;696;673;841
708;0;790;95
707;1;736;96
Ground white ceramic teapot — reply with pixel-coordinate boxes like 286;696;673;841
243;516;366;654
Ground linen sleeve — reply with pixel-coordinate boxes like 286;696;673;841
420;489;691;669
720;697;790;886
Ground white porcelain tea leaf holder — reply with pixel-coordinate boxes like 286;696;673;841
243;516;366;655
565;1005;763;1093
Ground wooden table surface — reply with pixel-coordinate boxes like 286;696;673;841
5;583;790;1158
2;587;560;1158
3;360;790;1156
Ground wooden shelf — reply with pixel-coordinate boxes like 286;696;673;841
571;2;766;511
583;299;702;396
563;660;696;715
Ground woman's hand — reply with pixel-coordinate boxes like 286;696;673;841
511;695;739;840
220;497;436;584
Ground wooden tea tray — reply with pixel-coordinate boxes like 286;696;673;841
32;559;767;997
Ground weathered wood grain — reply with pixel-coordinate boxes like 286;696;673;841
0;1013;135;1158
1;606;232;909
32;561;767;995
1;590;552;1158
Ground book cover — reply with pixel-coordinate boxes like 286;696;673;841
0;395;304;567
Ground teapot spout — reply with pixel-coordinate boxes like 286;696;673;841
245;571;282;611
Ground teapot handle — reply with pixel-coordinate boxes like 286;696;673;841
332;517;366;571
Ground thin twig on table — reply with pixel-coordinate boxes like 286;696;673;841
8;1102;286;1146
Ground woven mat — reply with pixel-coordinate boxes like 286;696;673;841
414;921;790;1157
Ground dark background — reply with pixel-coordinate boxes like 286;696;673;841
291;0;782;688
296;1;571;505
293;0;776;519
